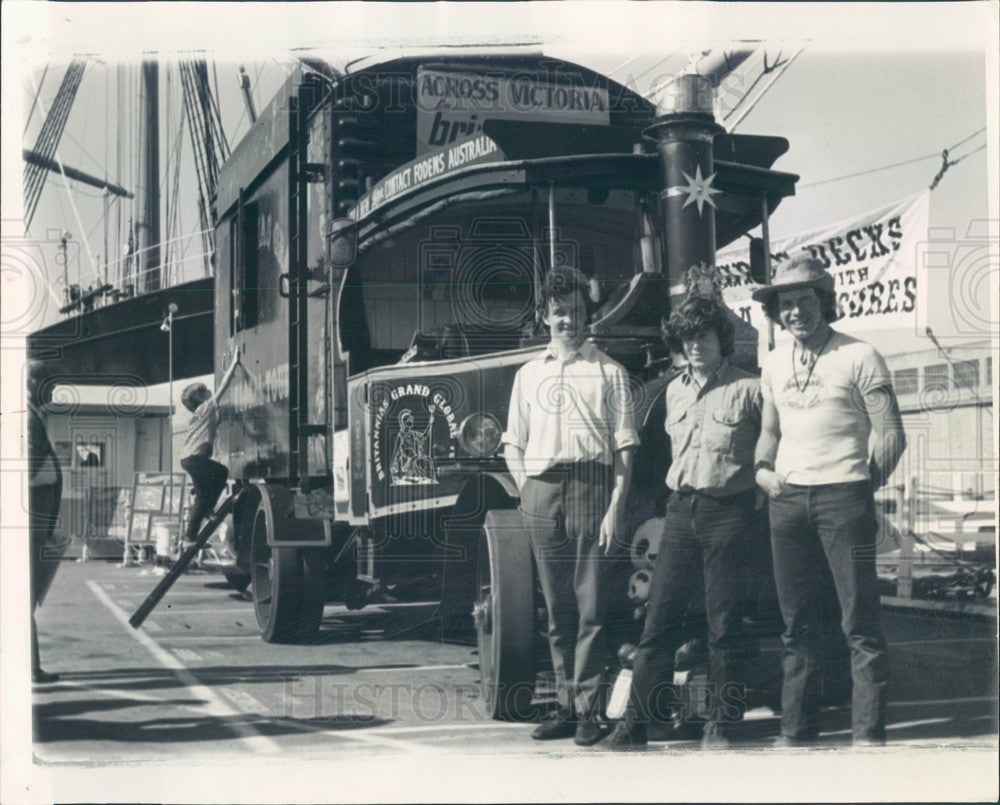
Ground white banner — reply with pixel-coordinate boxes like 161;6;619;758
714;192;930;336
416;67;610;155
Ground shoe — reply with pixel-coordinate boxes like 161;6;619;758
700;723;732;750
574;717;609;747
772;733;818;748
531;708;576;740
607;719;648;750
852;736;886;747
32;668;60;684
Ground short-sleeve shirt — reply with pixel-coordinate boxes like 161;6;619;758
182;398;220;460
664;360;762;496
501;341;640;476
761;330;891;485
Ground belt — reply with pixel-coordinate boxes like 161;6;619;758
531;460;612;481
671;486;755;504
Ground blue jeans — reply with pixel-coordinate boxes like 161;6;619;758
769;480;889;742
629;489;761;728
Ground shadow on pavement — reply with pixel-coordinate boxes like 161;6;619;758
37;661;470;693
35;701;390;744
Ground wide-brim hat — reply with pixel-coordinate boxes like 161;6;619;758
751;253;836;302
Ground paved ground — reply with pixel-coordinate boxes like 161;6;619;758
27;559;997;766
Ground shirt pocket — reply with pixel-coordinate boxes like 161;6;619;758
707;407;741;453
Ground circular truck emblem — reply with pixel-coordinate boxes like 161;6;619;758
372;384;459;486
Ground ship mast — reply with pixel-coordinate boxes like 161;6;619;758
138;60;161;292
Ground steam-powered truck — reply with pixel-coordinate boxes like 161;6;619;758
212;51;797;718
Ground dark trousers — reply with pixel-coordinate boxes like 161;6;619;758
769;480;889;742
180;455;229;544
629;489;759;727
30;476;65;672
520;461;618;716
30;478;65;607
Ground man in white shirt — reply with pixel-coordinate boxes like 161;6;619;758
752;254;906;746
503;266;639;746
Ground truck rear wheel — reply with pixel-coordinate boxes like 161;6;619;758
473;510;535;721
250;501;325;644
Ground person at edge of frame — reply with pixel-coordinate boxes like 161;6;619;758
607;295;764;750
27;361;69;684
178;346;242;568
502;265;640;747
752;253;906;747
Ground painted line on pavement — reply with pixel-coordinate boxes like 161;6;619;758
361;663;473;674
86;580;283;754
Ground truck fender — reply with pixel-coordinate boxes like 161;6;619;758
438;472;517;600
482;471;519;500
251;482;332;548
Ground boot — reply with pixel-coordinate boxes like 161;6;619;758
607;708;647;750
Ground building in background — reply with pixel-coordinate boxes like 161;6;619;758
39;386;170;551
886;340;994;500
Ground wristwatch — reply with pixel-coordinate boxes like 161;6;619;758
754;460;775;474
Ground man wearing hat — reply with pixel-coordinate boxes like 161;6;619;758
751;253;906;746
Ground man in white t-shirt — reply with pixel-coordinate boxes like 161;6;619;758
752;254;906;746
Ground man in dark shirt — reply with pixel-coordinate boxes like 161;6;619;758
609;296;763;749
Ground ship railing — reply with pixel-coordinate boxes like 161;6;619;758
60;241;214;315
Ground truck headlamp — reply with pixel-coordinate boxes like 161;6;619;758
458;413;502;458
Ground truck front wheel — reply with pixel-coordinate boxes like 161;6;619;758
473;510;535;721
250;501;325;644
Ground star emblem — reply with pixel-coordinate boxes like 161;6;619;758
663;165;722;216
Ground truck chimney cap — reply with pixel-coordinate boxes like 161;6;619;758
651;73;715;117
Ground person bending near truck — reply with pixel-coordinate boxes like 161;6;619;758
503;266;639;746
609;296;763;750
751;254;906;746
179;348;241;563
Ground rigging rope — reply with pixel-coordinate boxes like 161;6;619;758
165;66;188;285
23;63;50;137
725;47;804;132
799;128;987;190
929;144;987;191
24;59;87;229
28;78;100;282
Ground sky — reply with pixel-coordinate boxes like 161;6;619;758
13;47;993;365
6;6;995;366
